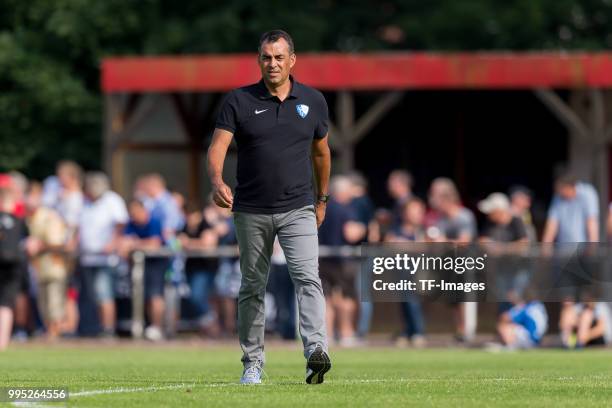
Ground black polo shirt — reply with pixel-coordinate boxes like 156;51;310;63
215;76;329;214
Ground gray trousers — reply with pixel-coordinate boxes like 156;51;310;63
234;205;328;366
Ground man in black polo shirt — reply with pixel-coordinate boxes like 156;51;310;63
207;30;331;385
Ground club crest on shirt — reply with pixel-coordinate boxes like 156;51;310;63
296;104;309;118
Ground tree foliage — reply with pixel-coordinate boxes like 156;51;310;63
2;0;612;177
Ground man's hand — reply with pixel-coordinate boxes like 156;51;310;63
315;201;326;228
213;182;234;208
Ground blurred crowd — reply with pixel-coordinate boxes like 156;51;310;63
0;162;611;351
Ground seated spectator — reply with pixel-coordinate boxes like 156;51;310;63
178;202;219;335
78;172;128;338
497;298;548;349
26;182;70;340
121;199;166;341
559;301;612;348
0;186;29;351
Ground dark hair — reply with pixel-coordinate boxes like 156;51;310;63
389;169;413;188
259;30;294;54
509;185;533;199
555;170;578;187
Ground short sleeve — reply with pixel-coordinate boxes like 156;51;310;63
314;93;329;139
547;197;560;221
110;193;129;225
215;91;239;133
582;184;599;218
458;210;477;240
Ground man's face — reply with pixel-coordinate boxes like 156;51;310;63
489;209;506;224
556;183;577;200
404;202;425;226
387;176;406;199
258;39;295;86
511;192;531;211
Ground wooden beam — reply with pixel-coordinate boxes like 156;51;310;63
534;89;590;139
350;91;403;143
110;94;162;151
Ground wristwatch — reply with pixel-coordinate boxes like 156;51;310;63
317;194;330;204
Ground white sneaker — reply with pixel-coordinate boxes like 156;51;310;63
339;336;360;348
144;325;164;342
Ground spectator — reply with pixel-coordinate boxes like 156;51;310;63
78;172;128;338
50;161;85;236
1;174;30;340
509;185;537;242
429;178;476;243
428;177;476;341
542;172;599;243
386;197;428;242
9;171;27;218
318;175;366;347
559;301;612;348
178;202;219;335
478;193;530;312
385;197;427;348
542;172;599;343
210;205;240;336
497;298;548;349
348;172;375;231
478;193;528;244
121;199;166;341
171;190;186;219
367;208;393;244
26;182;70;340
0;187;28;351
348;172;375;340
387;170;413;226
141;174;184;239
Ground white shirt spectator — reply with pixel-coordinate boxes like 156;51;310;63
79;191;128;254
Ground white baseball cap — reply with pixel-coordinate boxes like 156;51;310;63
478;192;510;214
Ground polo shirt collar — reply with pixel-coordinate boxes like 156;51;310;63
257;75;300;100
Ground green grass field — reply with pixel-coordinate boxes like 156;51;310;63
2;344;612;407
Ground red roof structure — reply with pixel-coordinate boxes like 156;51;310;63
102;52;612;92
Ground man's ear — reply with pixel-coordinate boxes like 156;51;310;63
290;53;296;69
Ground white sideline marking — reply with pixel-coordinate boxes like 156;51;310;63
11;376;581;406
71;383;189;397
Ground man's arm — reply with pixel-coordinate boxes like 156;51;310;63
311;134;331;227
586;217;599;242
207;128;234;208
542;218;558;243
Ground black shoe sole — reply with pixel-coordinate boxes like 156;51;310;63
306;347;331;384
